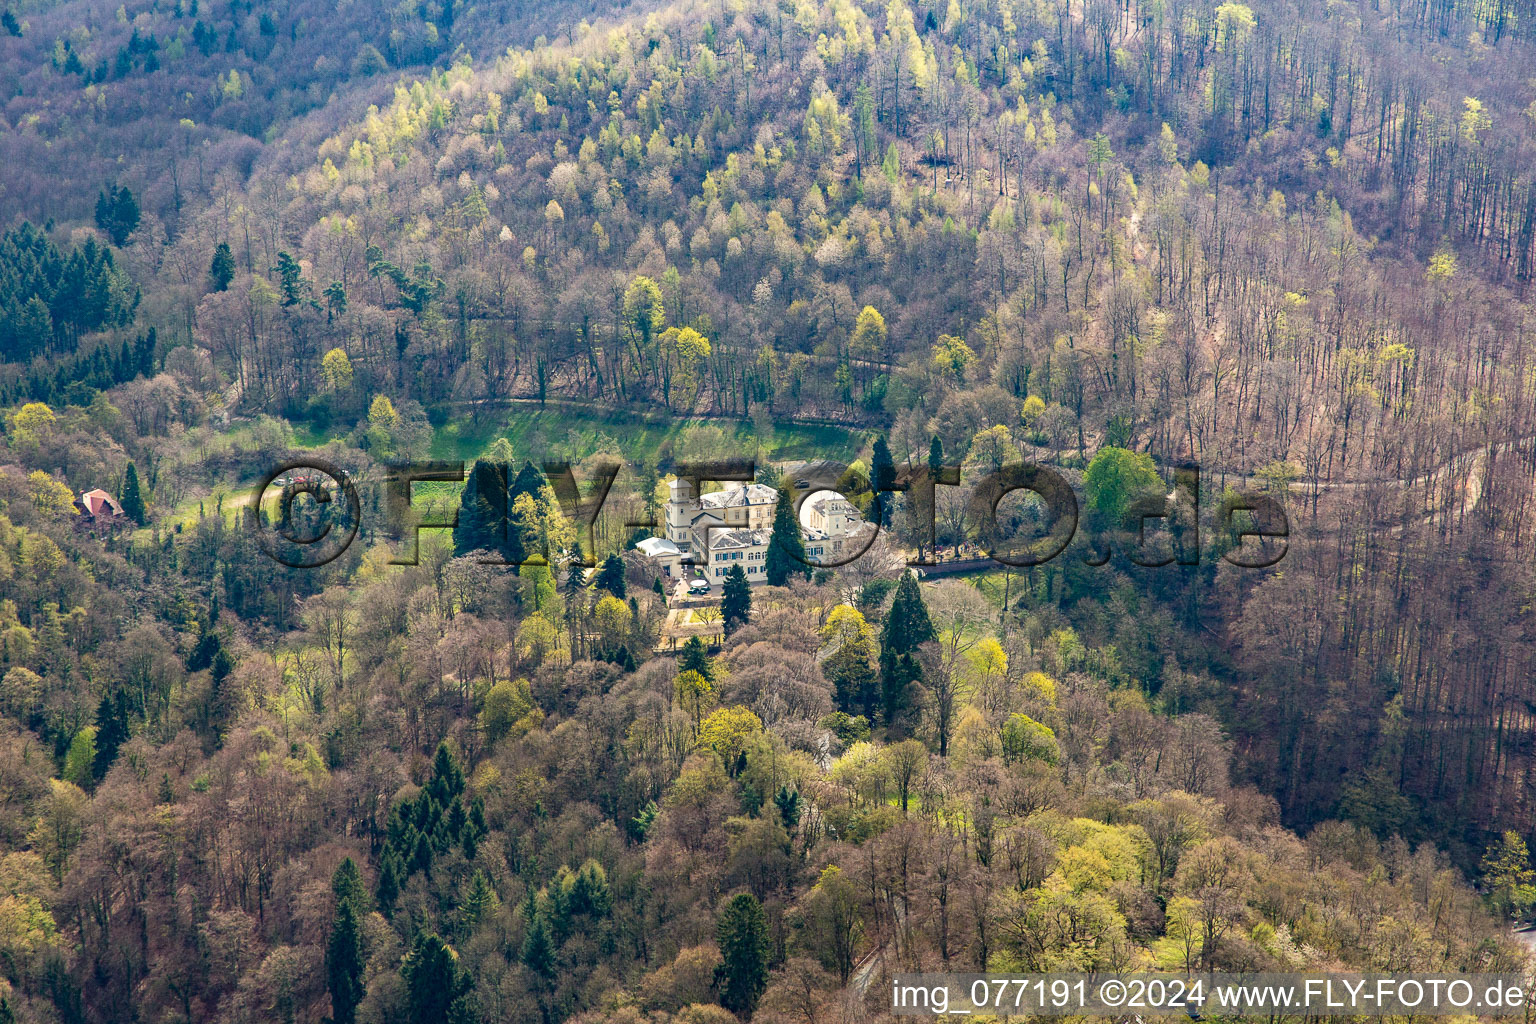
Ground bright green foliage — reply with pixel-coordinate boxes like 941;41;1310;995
1001;713;1059;766
481;677;537;744
1481;831;1536;922
1082;446;1162;531
63;726;97;788
824;604;879;718
695;705;762;775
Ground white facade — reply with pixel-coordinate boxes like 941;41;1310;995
653;480;871;584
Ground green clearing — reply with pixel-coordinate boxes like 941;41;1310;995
166;405;862;534
968;567;1030;608
429;403;862;465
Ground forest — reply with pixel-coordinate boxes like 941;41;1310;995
1;0;1536;1018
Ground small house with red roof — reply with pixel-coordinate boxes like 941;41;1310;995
74;488;126;525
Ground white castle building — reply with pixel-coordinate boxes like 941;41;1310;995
635;480;871;584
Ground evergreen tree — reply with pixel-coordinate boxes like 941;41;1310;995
825;643;879;720
882;652;923;727
879;572;934;722
462;869;500;933
272;251;308;306
120;462;145;524
510;460;548;505
520;898;556;978
596;553;627;598
679;636;714;682
426;741;465;806
928;436;944;475
564;543;587;592
773;785;801;830
332;856;368;915
403;932;469;1024
376;847;403;917
721;564;751;635
326;860;367;1024
188;621;221;671
92;692;129;781
454;459;511;559
764;487;809;586
716;892;770;1016
209;241;235;292
94;183;140;245
871;437;896;527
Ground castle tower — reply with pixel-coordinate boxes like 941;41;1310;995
666;478;697;547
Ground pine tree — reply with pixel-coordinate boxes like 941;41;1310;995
520;898;556;978
376;847;403;917
679;636;714;682
454;459;510;558
94;183;140;245
721;564;751;635
332;856;369;915
773;785;802;830
120;462;146;524
871;437;895;526
510;460;548;505
717;892;770;1016
426;741;465;805
462;869;500;933
879;572;934;722
326;860;367;1024
92;692;129;781
403;932;468;1024
825;643;879;720
209;241;235;291
565;542;587;592
596;553;627;598
764;487;809;586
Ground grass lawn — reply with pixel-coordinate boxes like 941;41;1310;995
967;567;1030;608
430;403;862;465
171;404;862;539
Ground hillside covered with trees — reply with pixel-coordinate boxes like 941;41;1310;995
1;0;1536;1018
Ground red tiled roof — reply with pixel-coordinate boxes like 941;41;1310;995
77;489;124;517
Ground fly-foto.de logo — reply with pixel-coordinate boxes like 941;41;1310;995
245;457;1288;571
